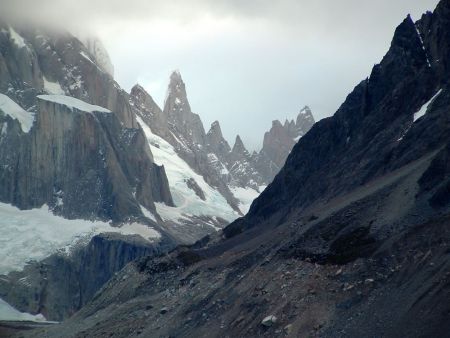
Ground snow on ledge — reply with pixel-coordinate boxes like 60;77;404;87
43;76;65;95
37;95;111;114
413;89;442;122
0;94;35;133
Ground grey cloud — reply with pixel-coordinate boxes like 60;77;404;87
0;0;441;149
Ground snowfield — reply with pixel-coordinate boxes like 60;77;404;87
43;76;66;95
0;297;49;322
231;185;265;214
0;202;160;275
0;94;35;133
137;116;239;224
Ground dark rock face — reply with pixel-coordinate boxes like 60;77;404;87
241;13;446;232
0;92;173;223
0;23;174;222
33;2;450;337
0;233;169;321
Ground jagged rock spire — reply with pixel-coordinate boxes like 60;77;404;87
130;84;161;113
206;120;231;155
296;106;315;136
163;70;206;146
254;106;316;183
164;70;190;113
232;135;249;155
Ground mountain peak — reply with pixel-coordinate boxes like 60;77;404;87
207;120;223;137
169;69;183;83
164;69;190;113
206;120;225;143
130;83;157;106
232;135;248;155
296;106;315;130
272;120;283;128
130;83;146;95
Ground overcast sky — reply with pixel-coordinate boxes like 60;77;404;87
2;0;441;150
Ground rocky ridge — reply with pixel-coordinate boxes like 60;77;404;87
130;73;315;217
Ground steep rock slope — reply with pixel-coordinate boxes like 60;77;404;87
0;22;174;223
0;94;172;222
238;12;444;232
29;2;450;337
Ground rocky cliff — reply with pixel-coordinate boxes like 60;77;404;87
0;22;174;223
0;232;171;321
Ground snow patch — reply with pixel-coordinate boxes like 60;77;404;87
0;297;49;322
414;24;431;68
43;76;65;95
0;202;160;275
80;51;95;64
137;116;238;225
231;186;260;214
140;205;158;223
414;89;442;122
118;222;161;241
0;94;35;133
37;95;111;114
8;27;26;49
1;123;7;136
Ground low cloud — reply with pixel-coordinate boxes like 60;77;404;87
1;0;441;149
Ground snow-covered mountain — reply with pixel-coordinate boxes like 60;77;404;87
0;21;315;321
130;72;316;221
